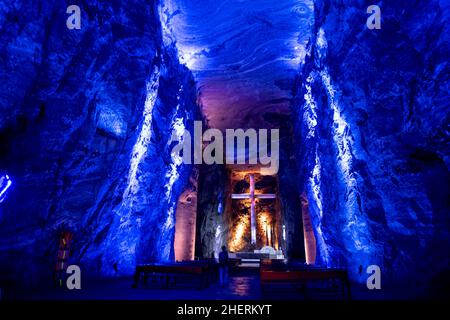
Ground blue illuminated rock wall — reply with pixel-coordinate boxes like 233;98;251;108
294;0;449;295
0;0;200;285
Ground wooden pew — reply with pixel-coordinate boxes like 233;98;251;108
260;268;351;299
177;259;219;284
132;262;212;289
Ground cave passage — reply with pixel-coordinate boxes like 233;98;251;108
167;0;314;264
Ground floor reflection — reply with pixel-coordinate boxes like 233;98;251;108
227;276;258;297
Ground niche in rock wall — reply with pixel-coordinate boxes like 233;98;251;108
174;170;199;261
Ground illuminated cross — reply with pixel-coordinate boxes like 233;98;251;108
0;174;12;204
231;174;276;245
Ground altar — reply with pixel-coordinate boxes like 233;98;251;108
229;246;285;268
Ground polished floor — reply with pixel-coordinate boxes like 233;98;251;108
4;273;397;300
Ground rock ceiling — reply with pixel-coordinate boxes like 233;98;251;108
163;0;314;131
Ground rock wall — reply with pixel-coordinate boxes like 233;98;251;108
278;119;306;260
294;0;449;296
228;173;280;252
0;0;200;287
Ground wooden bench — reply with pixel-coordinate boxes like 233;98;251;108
260;268;351;299
132;262;211;289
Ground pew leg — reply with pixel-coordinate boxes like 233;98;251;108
132;271;140;288
338;277;351;300
260;283;267;295
197;275;203;290
301;282;309;300
143;271;148;286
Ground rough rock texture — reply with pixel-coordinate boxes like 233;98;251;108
0;0;200;286
294;0;449;296
162;0;314;131
278;121;306;260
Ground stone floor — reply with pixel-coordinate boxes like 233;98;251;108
5;273;398;300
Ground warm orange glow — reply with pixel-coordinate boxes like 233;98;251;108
257;211;274;247
229;213;250;252
229;172;279;251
